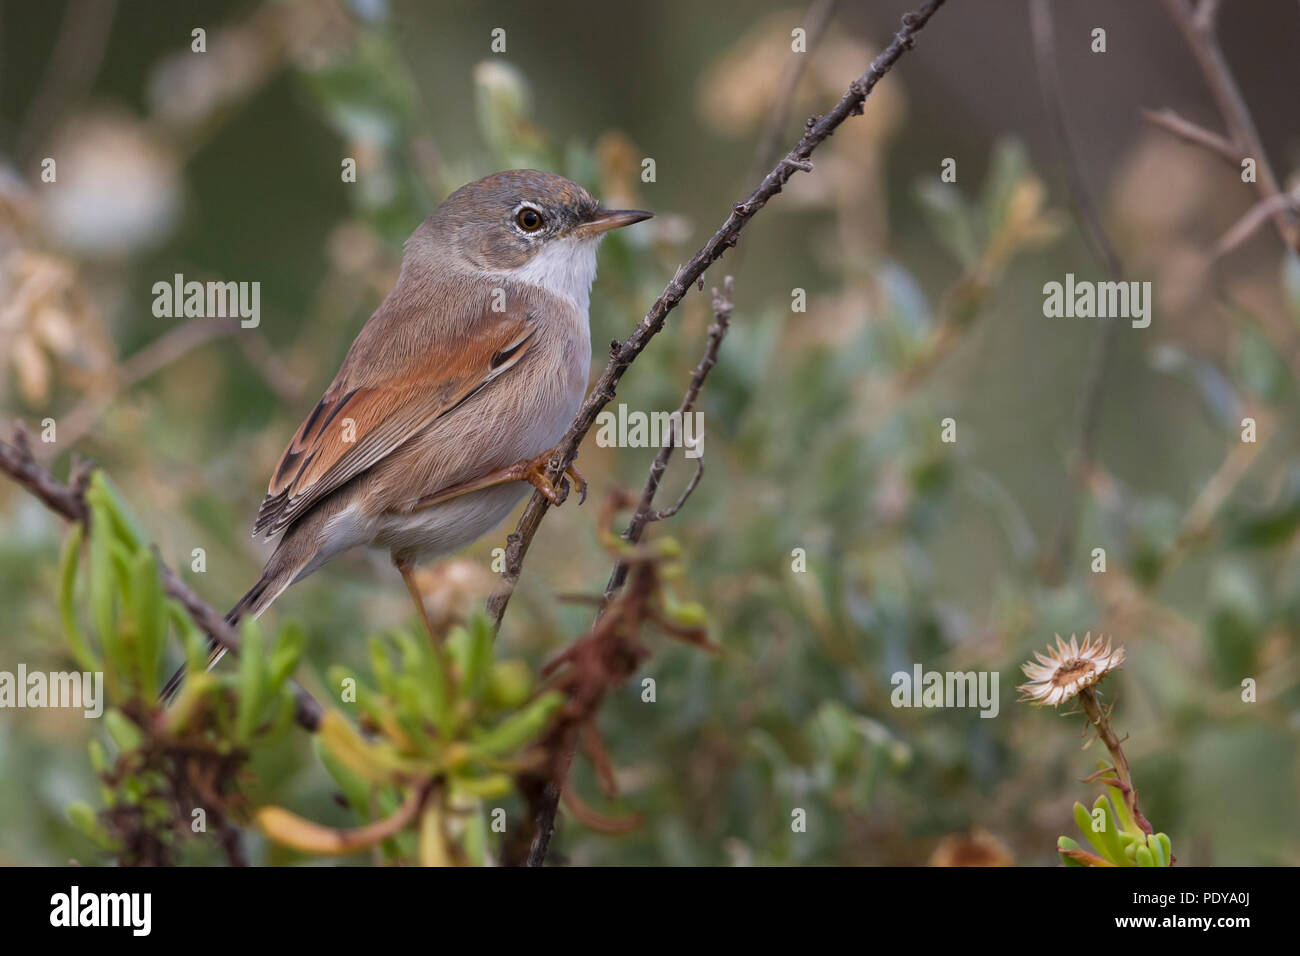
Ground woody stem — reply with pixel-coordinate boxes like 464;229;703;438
1078;686;1151;834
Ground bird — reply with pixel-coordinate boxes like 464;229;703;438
161;170;651;699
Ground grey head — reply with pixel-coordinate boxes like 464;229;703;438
421;169;652;273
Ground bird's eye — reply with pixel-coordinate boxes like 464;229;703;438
515;207;544;232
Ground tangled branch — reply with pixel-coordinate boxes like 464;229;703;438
485;0;949;630
498;0;950;865
0;423;324;731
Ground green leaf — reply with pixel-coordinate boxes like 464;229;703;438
1057;835;1085;866
1281;247;1300;325
265;684;297;743
313;735;373;821
1074;801;1109;858
169;600;209;673
1101;760;1136;834
87;739;107;772
1156;832;1173;866
1092;795;1129;865
418;803;451;867
58;524;98;672
67;801;111;847
1147;834;1166;867
914;180;979;268
1225;469;1300;549
979;138;1030;235
463;803;489;867
1149;344;1242;431
104;708;144;752
1232;323;1289;401
86;496;117;648
469;691;564;758
394;629;449;731
486;659;533;710
460;614;495;704
368;635;396;697
127;549;165;695
88;471;144;551
234;618;266;742
268;621;306;691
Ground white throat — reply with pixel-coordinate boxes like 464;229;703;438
509;237;601;314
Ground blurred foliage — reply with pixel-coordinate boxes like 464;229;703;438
1;0;1299;866
258;614;563;866
1054;758;1174;868
62;472;304;864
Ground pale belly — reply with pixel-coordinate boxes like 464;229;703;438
370;339;586;562
373;481;530;558
300;300;590;574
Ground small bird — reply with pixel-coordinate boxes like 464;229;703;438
162;170;650;697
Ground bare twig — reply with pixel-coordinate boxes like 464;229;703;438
603;277;734;602
0;424;90;521
15;0;118;161
1211;189;1300;261
498;0;948;861
644;459;705;523
0;424;324;731
39;316;245;459
485;0;948;631
1078;688;1153;836
516;280;733;868
748;0;839;183
1158;0;1300;249
506;490;715;866
1030;1;1121;277
257;779;434;855
1140;107;1240;167
1030;0;1123;583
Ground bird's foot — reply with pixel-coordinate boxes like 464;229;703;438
410;448;585;511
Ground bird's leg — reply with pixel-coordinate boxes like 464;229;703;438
409;447;586;512
394;554;444;645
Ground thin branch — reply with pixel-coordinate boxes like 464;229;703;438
1211;189;1300;261
747;0;839;184
1140;107;1240;168
603;277;733;602
1030;0;1124;583
1193;0;1223;32
485;0;949;631
519;280;732;868
15;0;118;161
257;778;434;855
39;316;245;459
1159;0;1299;249
644;459;704;523
507;490;715;867
496;5;946;865
0;424;90;521
0;424;324;731
1029;0;1121;277
513;3;945;861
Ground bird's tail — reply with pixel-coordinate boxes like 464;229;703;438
157;541;306;704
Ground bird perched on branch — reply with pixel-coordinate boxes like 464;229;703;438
162;170;650;698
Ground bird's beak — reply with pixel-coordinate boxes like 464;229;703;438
576;207;654;237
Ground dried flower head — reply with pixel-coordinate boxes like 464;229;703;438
1018;633;1125;706
929;827;1014;867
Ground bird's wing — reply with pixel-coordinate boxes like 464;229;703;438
252;301;538;537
